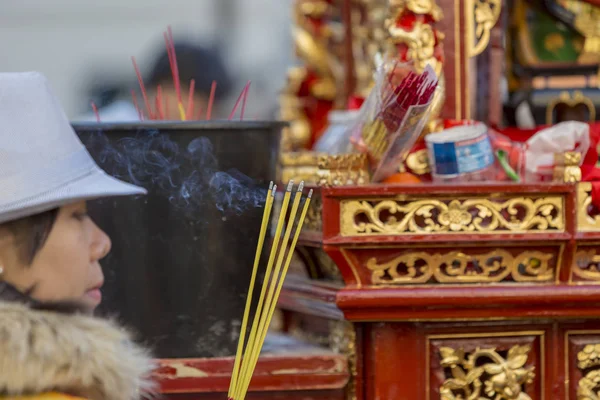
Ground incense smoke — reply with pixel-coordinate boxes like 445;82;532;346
85;129;265;216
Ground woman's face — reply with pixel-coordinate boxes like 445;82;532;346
0;201;111;312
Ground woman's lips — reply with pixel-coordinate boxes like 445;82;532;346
85;288;102;303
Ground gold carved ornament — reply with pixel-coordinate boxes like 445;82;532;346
553;151;583;183
465;0;502;57
561;0;600;64
546;91;596;126
574;248;600;283
280;0;340;152
577;183;600;232
279;152;370;187
577;344;600;400
365;249;554;285
385;0;444;75
405;148;431;175
340;196;564;236
439;345;535;400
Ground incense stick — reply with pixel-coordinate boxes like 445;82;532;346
228;181;311;400
186;79;196;120
231;181;293;400
228;81;251;120
130;90;143;120
156;85;165;120
236;183;305;399
228;182;275;399
131;57;153;119
91;102;100;122
206;81;217;120
167;26;182;105
238;188;312;400
240;82;251;121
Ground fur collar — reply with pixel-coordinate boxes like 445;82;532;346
0;301;156;400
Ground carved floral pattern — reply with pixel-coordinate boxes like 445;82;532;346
340;196;564;236
365;249;554;284
439;345;535;400
577;344;600;400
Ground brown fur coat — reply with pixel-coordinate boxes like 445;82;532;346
0;301;156;400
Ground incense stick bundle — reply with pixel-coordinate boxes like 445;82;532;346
228;180;312;400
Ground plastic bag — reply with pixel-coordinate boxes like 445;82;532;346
350;57;438;182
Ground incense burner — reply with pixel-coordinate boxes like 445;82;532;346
74;121;283;359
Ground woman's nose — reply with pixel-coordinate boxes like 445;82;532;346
90;221;112;261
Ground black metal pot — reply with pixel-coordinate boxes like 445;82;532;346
73;121;283;358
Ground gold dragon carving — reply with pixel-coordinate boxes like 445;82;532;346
340;196;564;236
366;249;555;284
439;345;535;400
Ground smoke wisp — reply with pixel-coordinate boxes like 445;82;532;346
85;129;265;217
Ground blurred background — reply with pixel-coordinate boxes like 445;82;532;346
0;0;294;120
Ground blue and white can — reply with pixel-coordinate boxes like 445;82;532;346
425;124;495;182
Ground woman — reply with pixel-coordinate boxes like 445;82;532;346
0;72;155;399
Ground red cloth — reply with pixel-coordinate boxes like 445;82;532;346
581;123;600;207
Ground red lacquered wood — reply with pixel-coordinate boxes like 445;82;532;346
336;285;600;321
279;277;344;319
155;354;348;396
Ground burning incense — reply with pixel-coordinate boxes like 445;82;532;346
206;81;217;120
156;85;165;120
228;181;312;400
186;79;196;120
90;102;100;122
131;57;154;119
131;91;143;120
228;82;251;120
240;82;250;120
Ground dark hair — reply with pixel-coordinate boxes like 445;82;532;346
2;208;59;265
147;42;233;99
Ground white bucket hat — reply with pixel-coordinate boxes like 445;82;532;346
0;71;146;224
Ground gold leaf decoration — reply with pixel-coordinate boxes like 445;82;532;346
340;196;564;236
577;344;600;399
439;345;534;400
365;249;554;284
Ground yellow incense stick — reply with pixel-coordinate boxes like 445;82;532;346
227;182;275;398
237;189;312;400
232;181;294;399
178;102;186;120
236;183;304;396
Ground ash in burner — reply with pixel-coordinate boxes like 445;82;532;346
85;129;265;217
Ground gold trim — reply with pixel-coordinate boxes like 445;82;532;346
546;91;597;125
426;331;545;400
454;0;462;120
340;196;565;236
365;249;556;285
